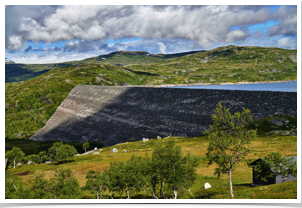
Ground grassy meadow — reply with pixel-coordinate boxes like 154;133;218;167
6;134;297;199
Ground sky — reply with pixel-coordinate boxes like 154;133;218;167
5;4;298;64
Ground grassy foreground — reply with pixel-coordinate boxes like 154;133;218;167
6;134;297;199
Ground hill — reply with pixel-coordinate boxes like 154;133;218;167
5;50;202;83
5;45;296;84
5;45;297;139
128;45;297;85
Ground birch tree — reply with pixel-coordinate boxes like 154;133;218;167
205;102;257;198
5;147;25;169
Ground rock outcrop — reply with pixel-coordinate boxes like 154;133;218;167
30;85;297;147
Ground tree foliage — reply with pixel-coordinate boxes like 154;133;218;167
5;147;25;169
54;144;77;163
205;101;257;198
48;169;82;199
250;152;297;183
83;140;198;199
83;142;90;152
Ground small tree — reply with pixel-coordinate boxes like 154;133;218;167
28;154;40;164
48;142;64;162
54;144;77;164
29;173;51;199
145;140;198;199
83;142;89;152
205;102;257;198
130;137;136;142
123;155;146;199
251;152;297;183
5;147;25;169
38;151;48;163
84;170;106;199
48;169;81;199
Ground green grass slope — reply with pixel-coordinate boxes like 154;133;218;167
129;45;297;85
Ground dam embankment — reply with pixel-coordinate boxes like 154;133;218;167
30;85;297;147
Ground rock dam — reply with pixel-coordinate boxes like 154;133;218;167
30;85;297;147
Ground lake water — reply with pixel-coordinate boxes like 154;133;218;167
172;81;297;92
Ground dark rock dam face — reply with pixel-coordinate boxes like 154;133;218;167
30;85;297;147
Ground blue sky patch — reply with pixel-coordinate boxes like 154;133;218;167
247;20;279;32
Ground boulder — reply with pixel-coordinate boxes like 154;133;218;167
111;148;118;153
123;149;127;153
157;136;161;140
142;138;149;142
204;182;211;189
93;152;100;154
27;160;32;165
94;147;97;150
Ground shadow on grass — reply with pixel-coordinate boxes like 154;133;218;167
195;189;225;199
54;160;75;165
234;183;253;187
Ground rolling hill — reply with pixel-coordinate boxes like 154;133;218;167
5;45;297;139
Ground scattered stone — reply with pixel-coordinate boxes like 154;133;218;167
93;152;100;154
27;160;32;165
123;149;127;153
157;136;161;140
111;148;118;153
94;147;98;150
142;138;149;142
204;182;211;189
268;119;285;126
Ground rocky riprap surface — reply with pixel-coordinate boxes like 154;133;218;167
30;86;297;147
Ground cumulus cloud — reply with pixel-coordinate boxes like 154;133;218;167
6;5;297;52
5;5;297;64
157;42;166;54
225;30;249;43
268;6;297;36
7;35;26;51
277;37;297;49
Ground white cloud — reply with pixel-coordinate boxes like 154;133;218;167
225;30;249;43
11;52;97;64
6;5;296;52
277;37;297;49
157;42;166;54
8;35;26;51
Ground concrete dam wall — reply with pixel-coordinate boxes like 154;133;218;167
30;85;297;147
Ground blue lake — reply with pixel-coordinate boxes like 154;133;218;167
171;81;297;92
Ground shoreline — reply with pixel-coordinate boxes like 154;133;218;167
129;80;297;88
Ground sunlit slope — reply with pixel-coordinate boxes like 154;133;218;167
129;45;297;85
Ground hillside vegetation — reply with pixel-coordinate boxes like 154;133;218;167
5;45;297;139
